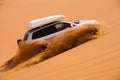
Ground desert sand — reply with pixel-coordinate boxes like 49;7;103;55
0;0;120;80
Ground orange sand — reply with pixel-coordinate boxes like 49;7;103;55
0;0;120;80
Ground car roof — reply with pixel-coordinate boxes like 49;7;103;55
23;21;72;40
27;21;71;33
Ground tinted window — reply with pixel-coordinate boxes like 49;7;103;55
55;23;71;31
32;25;57;39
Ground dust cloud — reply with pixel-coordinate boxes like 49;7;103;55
0;24;100;71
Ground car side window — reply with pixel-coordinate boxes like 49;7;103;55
32;25;58;39
31;22;71;40
55;23;71;31
55;23;64;31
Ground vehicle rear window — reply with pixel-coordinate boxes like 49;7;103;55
32;26;58;39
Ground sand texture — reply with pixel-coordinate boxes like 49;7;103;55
0;0;120;80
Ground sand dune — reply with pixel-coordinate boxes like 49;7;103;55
0;24;100;71
0;0;120;80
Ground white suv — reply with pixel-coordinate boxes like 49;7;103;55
17;19;99;45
